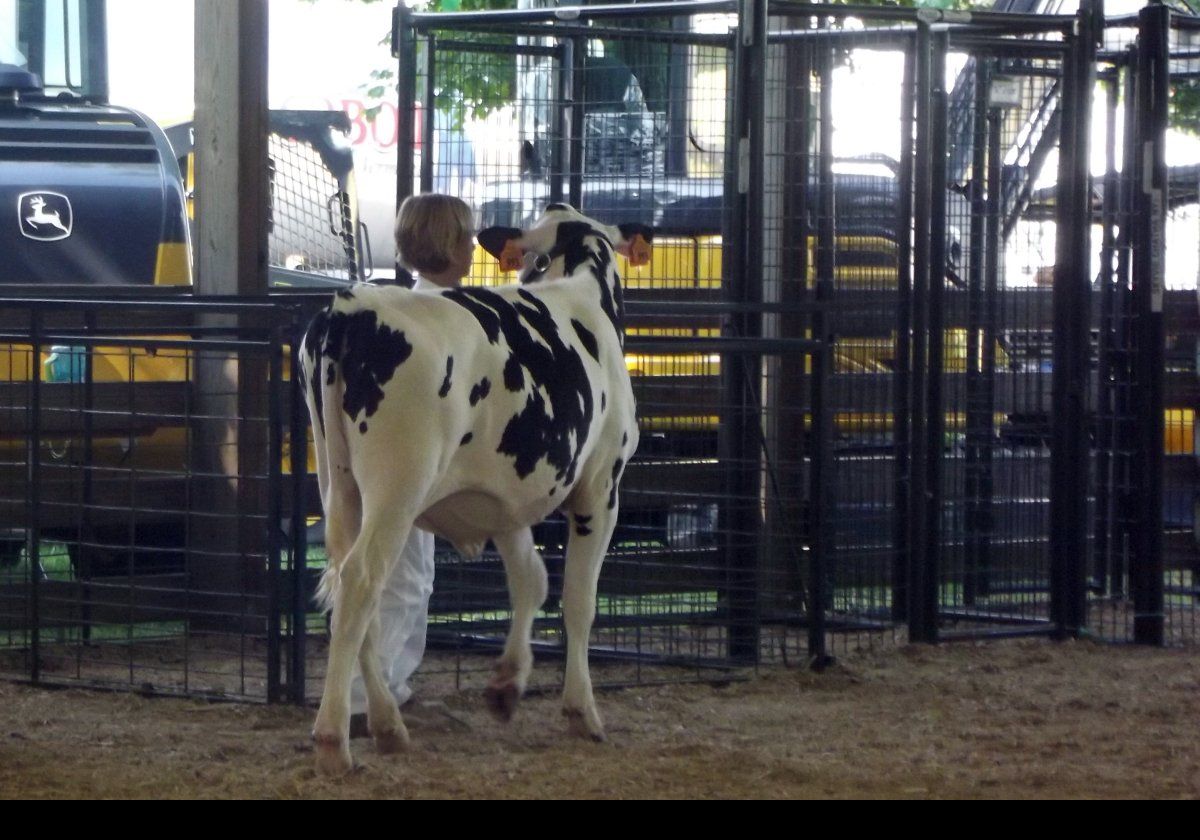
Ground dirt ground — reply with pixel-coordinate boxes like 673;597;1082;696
1;637;1197;799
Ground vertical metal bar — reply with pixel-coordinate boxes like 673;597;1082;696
28;309;41;683
569;35;586;210
892;39;915;624
923;30;948;636
550;42;568;205
288;318;310;705
980;103;1002;604
908;21;935;643
1113;49;1138;599
1131;1;1168;646
808;42;835;666
666;19;690;179
266;329;283;703
421;34;437;194
964;58;990;608
80;309;97;640
724;0;766;663
1094;69;1120;595
1050;4;1096;638
393;5;417;209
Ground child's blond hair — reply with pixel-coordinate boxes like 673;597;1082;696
394;193;474;275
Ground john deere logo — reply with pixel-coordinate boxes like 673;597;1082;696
19;191;73;241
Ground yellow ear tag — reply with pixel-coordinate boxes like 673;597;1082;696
628;234;652;267
499;241;524;272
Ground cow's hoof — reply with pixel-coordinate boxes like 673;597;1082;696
563;707;606;742
373;726;410;755
313;733;354;776
484;681;521;722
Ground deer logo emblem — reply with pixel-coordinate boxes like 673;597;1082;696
19;192;73;241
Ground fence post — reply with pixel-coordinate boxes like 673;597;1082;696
922;29;948;638
720;0;767;663
908;20;936;643
393;4;417;210
28;309;41;684
892;40;916;623
267;328;284;704
1094;68;1121;597
964;59;992;607
1049;4;1096;639
421;35;437;194
288;318;310;704
807;40;836;666
1131;1;1169;646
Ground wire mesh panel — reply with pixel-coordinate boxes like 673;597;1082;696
759;23;917;654
267;111;364;280
1162;21;1200;645
931;36;1071;639
1091;10;1200;645
400;5;782;679
0;296;312;702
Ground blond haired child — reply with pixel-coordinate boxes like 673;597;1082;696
349;193;475;731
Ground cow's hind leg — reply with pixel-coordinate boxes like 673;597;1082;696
559;501;618;741
313;514;414;775
486;528;548;721
358;609;409;754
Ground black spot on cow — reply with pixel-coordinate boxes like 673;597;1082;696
438;356;454;398
607;457;624;510
326;361;336;386
548;486;557;497
601;392;607;412
622;431;628;447
499;291;595;483
323;309;413;422
469;377;491;406
545;203;571;213
460;432;473;446
359;421;368;434
302;309;330;435
442;288;502;343
335;288;355;300
573;512;593;538
296;354;308;394
572;319;599;362
503;354;524;391
550;222;624;344
442;286;596;485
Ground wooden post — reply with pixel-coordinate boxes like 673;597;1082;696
191;1;271;629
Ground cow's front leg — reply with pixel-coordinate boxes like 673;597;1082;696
560;504;617;741
486;528;548;721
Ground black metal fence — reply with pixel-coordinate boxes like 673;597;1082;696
0;294;316;702
395;0;1200;663
2;0;1198;707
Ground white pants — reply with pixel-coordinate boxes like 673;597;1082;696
349;527;435;713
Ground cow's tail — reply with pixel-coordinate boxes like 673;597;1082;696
302;308;357;615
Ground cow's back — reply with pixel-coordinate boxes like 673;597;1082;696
314;280;634;540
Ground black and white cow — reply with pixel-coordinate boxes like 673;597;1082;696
300;204;651;774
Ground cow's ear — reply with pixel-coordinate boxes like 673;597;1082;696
478;226;525;272
616;223;654;267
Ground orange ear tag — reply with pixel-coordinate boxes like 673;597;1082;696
628;234;652;268
499;241;524;273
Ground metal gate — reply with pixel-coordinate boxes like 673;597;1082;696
394;0;1199;660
